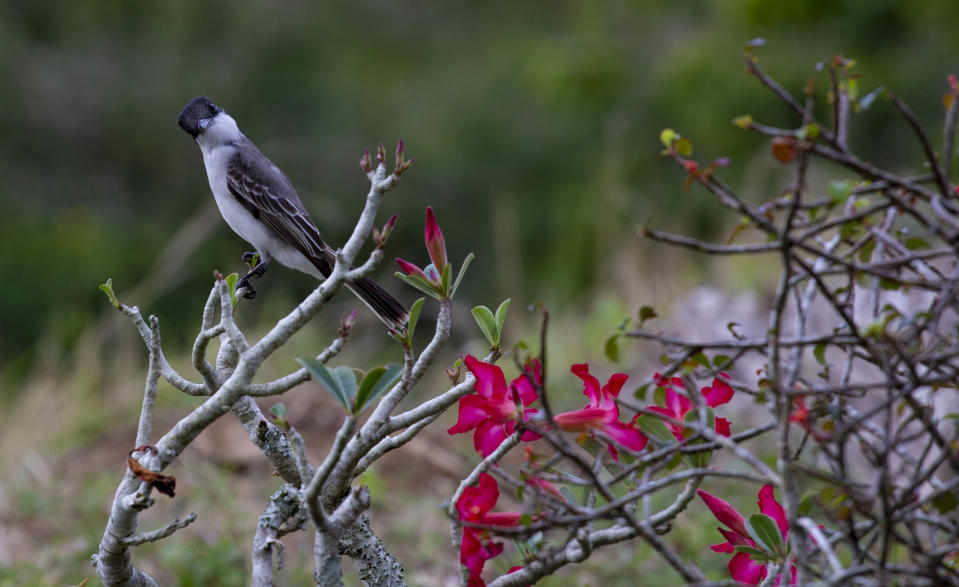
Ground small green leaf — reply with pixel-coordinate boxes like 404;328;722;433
99;278;120;308
733;545;772;563
904;236;930;250
746;513;786;557
406;297;425;343
268;403;289;429
394;271;442;299
733;114;754;130
828;180;853;205
604;334;620;363
441;262;452;295
471;305;499;347
451;252;475;298
858;85;885;111
268;403;287;419
494;298;511;336
637;415;676;446
659;128;677;148
355;364;403;413
675;137;693;157
692;352;709;369
638;305;657;327
297;357;352;412
933;491;959;514
813;343;828;366
713;354;730;368
225;273;239;308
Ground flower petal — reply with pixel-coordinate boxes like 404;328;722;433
554;407;608;431
457;472;499;520
395;258;428;279
603;420;648;452
571;363;602;406
715;417;731;437
664;388;691;419
511;372;539;406
703;376;735;407
464;355;508;401
474;419;509;457
728;551;766;585
698;489;749;537
448;395;492;435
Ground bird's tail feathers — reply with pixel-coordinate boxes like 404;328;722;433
345;277;408;331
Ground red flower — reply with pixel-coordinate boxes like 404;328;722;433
642;373;734;441
553;364;647;459
448;356;541;457
698;485;795;585
456;473;522;586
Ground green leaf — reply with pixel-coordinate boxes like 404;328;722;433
559;486;578;505
406;297;425;343
441;261;452;295
297;357;353;412
99;278;120;308
712;354;730;368
471;305;499;347
858;85;885;111
904;236;930;250
733;545;772;563
268;403;287;419
225;273;239;308
692;352;709;369
659;128;677;148
733;114;753;130
268;403;289;429
394;271;442;299
637;415;676;446
828;180;854;205
604;334;620;363
637;305;657;327
494;298;511;337
451;252;475;298
932;490;959;514
355;364;403;413
746;513;786;557
813;343;828;366
675;137;693;157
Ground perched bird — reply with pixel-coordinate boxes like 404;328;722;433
177;96;407;329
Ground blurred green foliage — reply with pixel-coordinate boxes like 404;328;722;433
2;0;959;385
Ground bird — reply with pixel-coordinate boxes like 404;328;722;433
177;96;407;330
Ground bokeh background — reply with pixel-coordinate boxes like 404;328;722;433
2;1;959;584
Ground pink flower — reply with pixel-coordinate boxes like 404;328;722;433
457;473;522;586
698;485;795;585
553;364;647;459
448;356;541;457
642;373;734;441
424;207;447;272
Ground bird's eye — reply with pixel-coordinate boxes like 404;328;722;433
208;103;218;114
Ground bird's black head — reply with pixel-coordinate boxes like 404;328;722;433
177;96;223;139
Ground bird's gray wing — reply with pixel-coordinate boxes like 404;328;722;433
225;142;334;276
